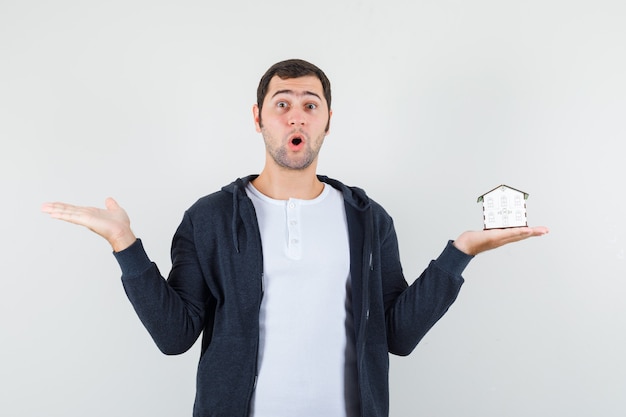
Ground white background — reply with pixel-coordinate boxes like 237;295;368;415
2;0;625;416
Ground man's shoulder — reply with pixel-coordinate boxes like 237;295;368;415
185;176;254;216
320;175;392;219
190;189;231;209
319;175;370;209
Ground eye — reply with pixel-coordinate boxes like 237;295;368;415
306;103;317;110
277;101;288;108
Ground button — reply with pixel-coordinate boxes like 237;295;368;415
288;202;296;209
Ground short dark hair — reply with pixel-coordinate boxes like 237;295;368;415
256;59;332;121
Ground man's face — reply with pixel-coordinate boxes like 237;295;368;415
253;75;332;171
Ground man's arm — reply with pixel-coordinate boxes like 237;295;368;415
383;224;549;355
41;198;208;354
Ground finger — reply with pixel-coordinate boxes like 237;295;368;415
501;228;535;244
498;226;549;245
105;197;119;211
41;202;60;213
530;226;550;236
41;202;95;225
41;202;77;214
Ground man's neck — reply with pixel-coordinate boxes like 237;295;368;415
252;166;324;200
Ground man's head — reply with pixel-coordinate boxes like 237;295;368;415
256;59;331;130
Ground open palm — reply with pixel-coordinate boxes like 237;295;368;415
41;197;136;252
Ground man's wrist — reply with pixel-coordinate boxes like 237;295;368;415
452;235;474;256
110;232;137;253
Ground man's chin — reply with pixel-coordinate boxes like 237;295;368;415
276;158;315;171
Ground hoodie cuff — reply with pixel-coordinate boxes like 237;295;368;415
435;240;474;277
112;238;152;276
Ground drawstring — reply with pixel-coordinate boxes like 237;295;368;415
232;183;240;253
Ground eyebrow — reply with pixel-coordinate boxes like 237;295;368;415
271;89;322;101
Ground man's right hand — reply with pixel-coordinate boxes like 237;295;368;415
41;197;137;252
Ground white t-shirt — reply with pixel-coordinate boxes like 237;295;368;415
246;183;359;417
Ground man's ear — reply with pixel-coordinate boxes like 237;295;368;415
325;109;333;134
253;104;262;132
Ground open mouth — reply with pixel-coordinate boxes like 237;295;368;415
291;137;303;146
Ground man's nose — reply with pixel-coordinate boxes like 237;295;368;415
288;108;306;125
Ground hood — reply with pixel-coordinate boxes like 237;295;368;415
222;174;371;211
221;174;371;252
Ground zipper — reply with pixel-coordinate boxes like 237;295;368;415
244;267;264;416
243;191;265;416
356;209;374;412
357;211;373;369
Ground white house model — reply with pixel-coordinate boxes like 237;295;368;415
477;185;529;229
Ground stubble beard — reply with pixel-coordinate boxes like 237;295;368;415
262;129;325;171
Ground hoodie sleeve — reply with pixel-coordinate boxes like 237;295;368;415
114;212;210;355
381;218;472;356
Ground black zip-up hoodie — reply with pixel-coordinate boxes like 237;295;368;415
114;175;472;416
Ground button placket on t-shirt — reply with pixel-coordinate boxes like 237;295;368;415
286;199;302;260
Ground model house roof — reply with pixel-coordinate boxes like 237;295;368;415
477;184;529;203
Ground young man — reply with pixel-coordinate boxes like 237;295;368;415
42;59;548;417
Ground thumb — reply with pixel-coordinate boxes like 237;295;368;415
105;197;120;211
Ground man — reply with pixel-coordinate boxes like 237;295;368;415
42;59;548;416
